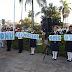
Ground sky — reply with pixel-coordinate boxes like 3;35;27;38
0;0;72;25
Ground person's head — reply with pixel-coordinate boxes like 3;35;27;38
7;27;10;31
11;27;13;31
18;28;21;32
69;26;72;32
2;27;4;32
53;26;57;31
31;27;34;32
61;26;62;29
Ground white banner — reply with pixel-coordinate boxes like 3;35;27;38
49;35;61;41
64;34;72;41
0;31;14;40
16;32;39;39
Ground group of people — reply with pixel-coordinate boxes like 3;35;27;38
0;26;13;48
0;25;72;62
0;26;36;55
50;26;72;62
16;27;36;54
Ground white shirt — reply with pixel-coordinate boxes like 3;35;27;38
18;36;23;39
31;31;34;33
6;31;11;32
60;28;63;34
54;31;56;32
66;29;69;32
18;32;23;39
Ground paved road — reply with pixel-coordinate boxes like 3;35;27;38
0;48;72;72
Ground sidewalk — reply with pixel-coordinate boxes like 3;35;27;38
0;47;72;72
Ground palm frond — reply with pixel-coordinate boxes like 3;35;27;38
36;0;47;7
25;0;32;11
35;12;41;16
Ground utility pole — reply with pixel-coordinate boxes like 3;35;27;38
32;0;34;28
21;0;23;28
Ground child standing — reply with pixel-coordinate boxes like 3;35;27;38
18;28;23;53
30;27;36;55
6;27;11;51
65;26;72;62
50;26;60;60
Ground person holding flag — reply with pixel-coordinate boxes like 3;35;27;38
65;26;72;62
50;26;60;60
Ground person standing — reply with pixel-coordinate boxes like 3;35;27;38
18;28;23;53
10;27;13;31
6;27;11;51
0;27;4;48
30;27;36;55
50;26;60;60
15;26;19;33
65;26;72;62
60;26;63;35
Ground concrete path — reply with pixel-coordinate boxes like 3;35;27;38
0;48;72;72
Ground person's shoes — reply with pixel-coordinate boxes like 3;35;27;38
67;59;71;62
30;54;34;55
7;50;11;51
52;57;54;60
54;59;57;60
18;52;22;53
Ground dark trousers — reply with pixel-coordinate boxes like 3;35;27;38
18;39;23;53
7;40;11;51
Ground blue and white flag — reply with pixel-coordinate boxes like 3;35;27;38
16;32;39;39
64;34;72;41
49;35;61;41
24;33;39;39
0;31;14;40
15;32;24;37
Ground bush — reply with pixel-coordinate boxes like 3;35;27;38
12;36;30;51
63;30;66;34
34;25;41;31
12;35;67;57
12;37;18;49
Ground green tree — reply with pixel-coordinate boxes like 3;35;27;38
36;3;63;26
28;10;34;18
16;24;21;28
59;0;71;21
19;0;47;27
19;17;37;28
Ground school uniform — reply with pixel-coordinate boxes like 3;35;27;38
6;31;11;51
50;31;60;60
18;36;23;53
30;31;36;55
65;31;72;62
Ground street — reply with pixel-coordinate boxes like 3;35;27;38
0;47;72;72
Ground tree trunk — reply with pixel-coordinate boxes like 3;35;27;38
32;0;34;28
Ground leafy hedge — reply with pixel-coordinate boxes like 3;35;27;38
12;35;67;57
12;37;30;51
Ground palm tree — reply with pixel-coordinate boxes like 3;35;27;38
19;0;47;28
28;10;32;18
35;3;58;18
59;0;71;24
35;3;62;26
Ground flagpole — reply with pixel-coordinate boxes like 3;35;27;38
13;0;15;39
21;0;23;28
